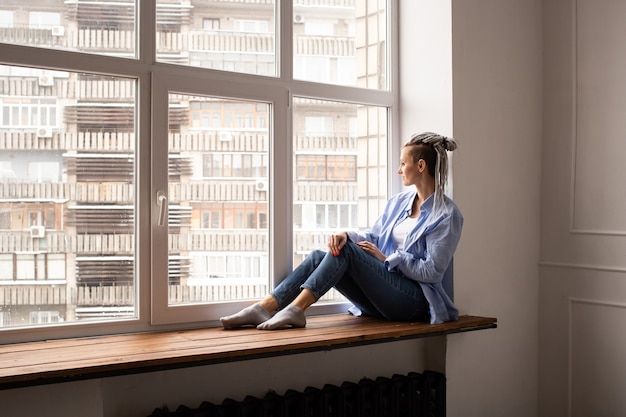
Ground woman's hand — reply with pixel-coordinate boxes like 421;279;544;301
356;241;386;263
328;232;348;256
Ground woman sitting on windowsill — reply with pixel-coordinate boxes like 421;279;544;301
220;132;463;330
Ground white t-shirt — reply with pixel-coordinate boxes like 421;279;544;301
391;216;418;250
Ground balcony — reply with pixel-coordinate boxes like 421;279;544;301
0;26;354;59
0;131;135;152
171;230;268;252
0;27;64;49
0;285;66;306
72;285;134;306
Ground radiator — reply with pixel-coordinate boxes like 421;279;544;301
149;370;446;417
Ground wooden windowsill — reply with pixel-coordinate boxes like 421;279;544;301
0;314;496;390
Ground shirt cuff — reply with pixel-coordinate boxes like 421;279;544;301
384;251;401;271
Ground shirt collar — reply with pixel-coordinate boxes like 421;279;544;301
420;194;435;214
406;192;435;217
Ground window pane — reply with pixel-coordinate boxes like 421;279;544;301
168;94;270;305
293;97;388;303
0;64;137;328
294;2;387;90
0;1;137;58
157;0;276;76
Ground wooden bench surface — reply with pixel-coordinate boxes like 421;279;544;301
0;314;496;390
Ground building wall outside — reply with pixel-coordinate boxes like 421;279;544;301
0;0;379;327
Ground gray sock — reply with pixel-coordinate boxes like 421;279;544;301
257;305;306;330
220;303;271;329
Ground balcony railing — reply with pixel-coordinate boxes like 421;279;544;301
0;231;69;253
170;230;268;252
1;27;354;57
0;182;133;203
185;32;274;54
0;231;132;254
0;131;135;152
169;181;268;203
168;132;269;152
0;285;66;306
72;285;134;306
293;182;357;201
168;284;343;305
0;230;273;254
75;78;135;100
294;135;356;152
0;27;64;49
2;282;343;307
0;131;357;154
296;0;355;6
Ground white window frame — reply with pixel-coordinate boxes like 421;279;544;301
150;73;290;325
0;0;398;343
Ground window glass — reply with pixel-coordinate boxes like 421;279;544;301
0;1;136;58
293;97;388;303
0;0;392;340
167;93;270;305
0;10;14;28
29;12;61;28
157;0;276;76
294;2;387;90
0;64;136;328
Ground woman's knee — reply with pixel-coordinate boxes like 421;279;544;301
339;240;359;256
306;249;327;264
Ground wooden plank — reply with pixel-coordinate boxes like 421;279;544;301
0;314;496;389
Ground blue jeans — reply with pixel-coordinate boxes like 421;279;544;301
271;241;429;321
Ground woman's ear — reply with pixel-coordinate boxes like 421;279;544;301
418;159;426;172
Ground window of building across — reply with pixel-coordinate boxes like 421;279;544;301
0;0;392;341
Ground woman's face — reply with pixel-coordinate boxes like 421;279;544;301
397;146;421;187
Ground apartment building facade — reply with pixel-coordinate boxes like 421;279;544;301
0;0;388;328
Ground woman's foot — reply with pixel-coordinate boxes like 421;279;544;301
257;305;306;330
220;303;271;329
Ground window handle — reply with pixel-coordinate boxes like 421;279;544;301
157;191;168;227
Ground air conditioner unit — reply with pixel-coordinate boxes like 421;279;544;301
294;14;305;24
255;180;268;192
37;127;53;138
219;131;232;142
51;26;65;37
30;225;45;238
38;75;54;86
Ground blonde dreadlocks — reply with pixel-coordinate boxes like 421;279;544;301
404;132;458;214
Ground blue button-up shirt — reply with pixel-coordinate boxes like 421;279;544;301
346;191;463;324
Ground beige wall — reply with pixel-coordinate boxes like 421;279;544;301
399;0;542;415
540;0;626;415
453;0;542;415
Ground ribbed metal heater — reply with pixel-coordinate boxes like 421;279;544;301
149;370;446;417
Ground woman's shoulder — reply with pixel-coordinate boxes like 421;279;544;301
441;195;463;218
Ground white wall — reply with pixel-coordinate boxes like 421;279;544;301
540;0;626;415
400;0;542;416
